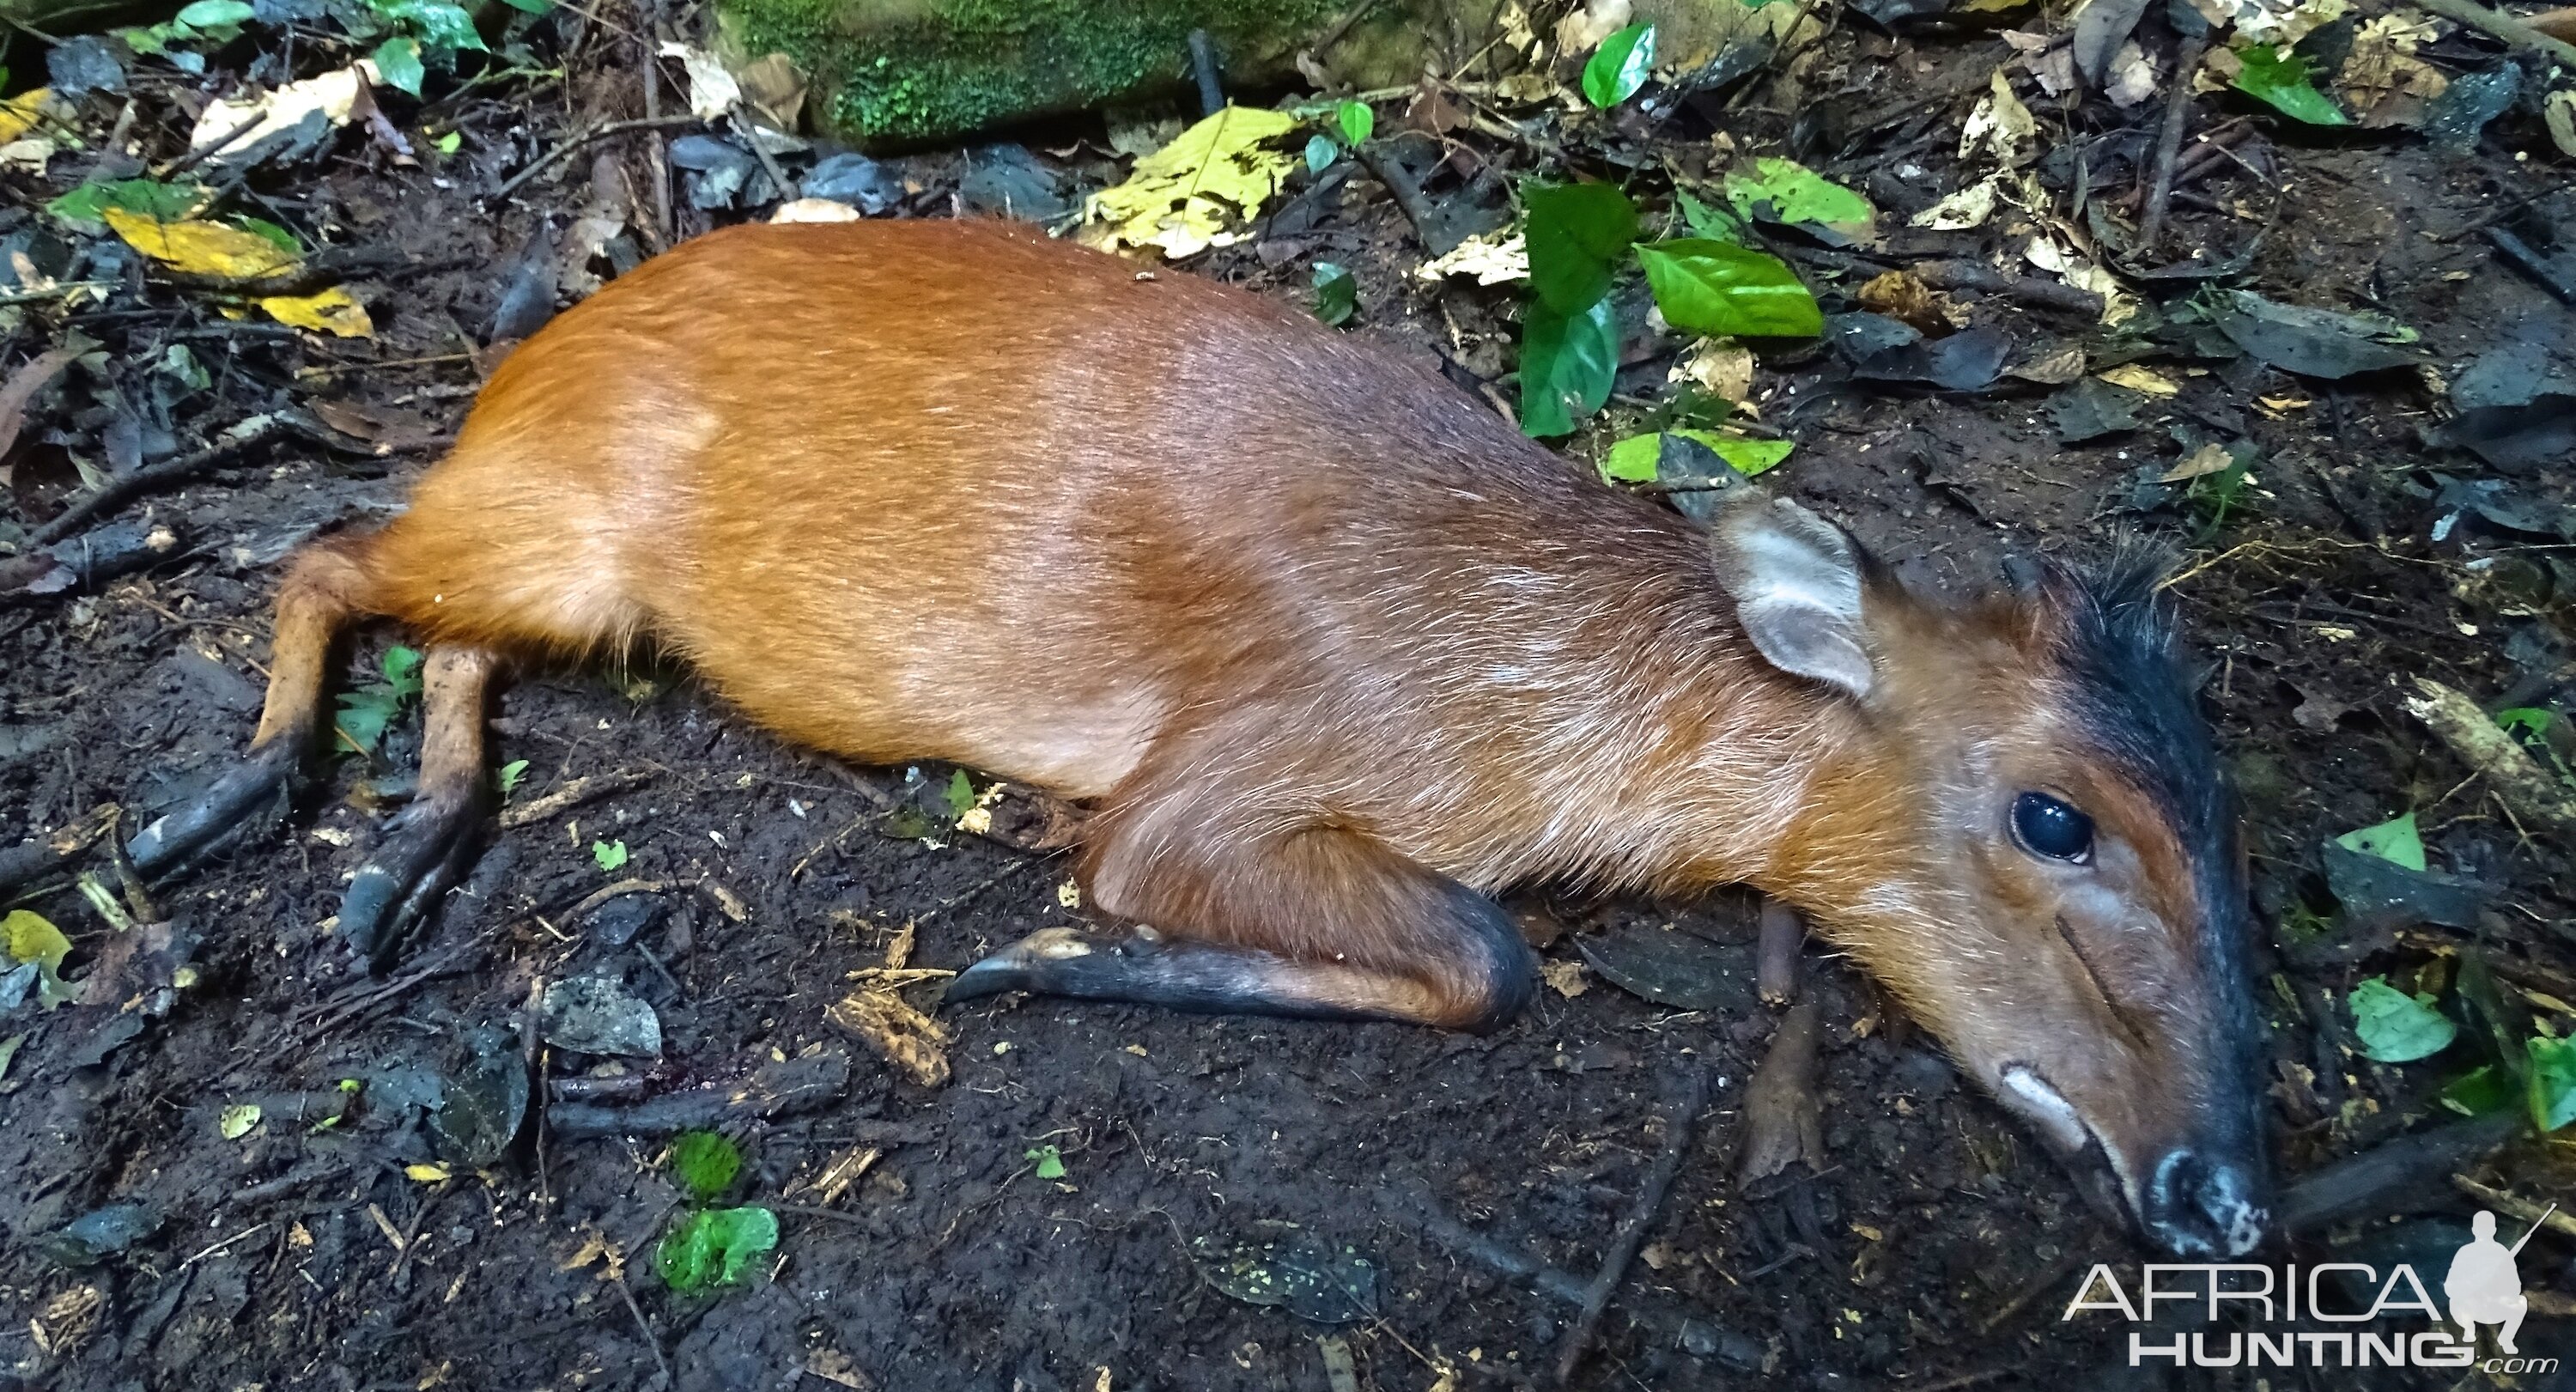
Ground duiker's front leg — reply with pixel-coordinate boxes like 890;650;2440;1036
946;817;1534;1032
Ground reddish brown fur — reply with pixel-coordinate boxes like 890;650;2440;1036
210;221;2259;1249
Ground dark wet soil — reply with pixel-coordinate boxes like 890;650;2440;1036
4;12;2576;1392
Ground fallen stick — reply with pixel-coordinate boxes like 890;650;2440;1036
0;804;120;899
547;1049;855;1137
1554;1067;1713;1383
2278;1110;2520;1235
1911;258;2107;318
1376;1184;1590;1305
498;767;660;828
2405;678;2576;841
2530;4;2576;40
29;415;288;547
492;114;705;203
2140;35;2210;254
2404;0;2576;64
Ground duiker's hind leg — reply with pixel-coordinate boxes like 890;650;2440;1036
946;818;1534;1031
128;538;380;873
337;646;495;967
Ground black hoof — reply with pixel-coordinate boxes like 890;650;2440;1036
942;927;1105;1005
340;796;484;971
126;744;301;877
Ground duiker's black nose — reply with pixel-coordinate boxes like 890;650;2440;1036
2141;1150;2268;1257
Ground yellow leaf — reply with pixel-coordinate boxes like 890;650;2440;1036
2098;364;2181;397
404;1163;454;1182
0;88;54;144
218;1103;263;1140
1084;104;1299;259
103;207;301;280
259;287;374;337
3;910;70;974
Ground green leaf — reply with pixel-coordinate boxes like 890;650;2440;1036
2335;811;2425;872
382;645;425;696
1674;188;1742;243
1522;180;1638;314
2348;976;2457;1063
161;343;211;390
2496;708;2554;736
1303;132;1335;174
2232;45;2350;126
236;216;301;256
1582;22;1655;108
434;130;463;155
942;769;976;821
2529;1035;2576;1132
334;690;401;752
218;1103;262;1139
1722;157;1874;233
656;1206;778;1293
498;0;552;12
1025;1144;1066;1180
370;0;484;51
670;1130;743;1203
497;758;529;794
48;177;207;225
1636;239;1822;338
2440;1062;2517;1117
1518;298;1619;439
592;839;629;872
175;0;254;23
1603;429;1793;483
372;37;425;96
1336;100;1373;147
1311;261;1357;326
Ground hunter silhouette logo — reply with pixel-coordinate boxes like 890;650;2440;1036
2446;1207;2549;1354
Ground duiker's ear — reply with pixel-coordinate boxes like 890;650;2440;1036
1708;492;1874;700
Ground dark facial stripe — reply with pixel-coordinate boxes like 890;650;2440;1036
2045;552;2264;1146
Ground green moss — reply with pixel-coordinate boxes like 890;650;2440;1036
718;0;1342;146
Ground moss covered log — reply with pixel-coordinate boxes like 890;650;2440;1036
713;0;1471;148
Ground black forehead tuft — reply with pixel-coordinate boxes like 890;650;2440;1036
2049;551;2265;1146
2046;550;2233;860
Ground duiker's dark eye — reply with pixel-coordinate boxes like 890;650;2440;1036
2013;793;2095;862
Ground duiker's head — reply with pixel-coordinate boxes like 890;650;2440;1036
1709;491;2266;1258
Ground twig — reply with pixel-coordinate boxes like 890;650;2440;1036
2402;0;2576;65
2140;35;2210;254
1349;142;1441;252
493;115;704;202
640;0;673;246
2452;1176;2576;1240
611;1268;673;1389
732;109;797;203
499;767;659;828
1187;28;1225;116
155;106;280;179
1376;1185;1590;1305
29;415;291;547
1553;1067;1712;1383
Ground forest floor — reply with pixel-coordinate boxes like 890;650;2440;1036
3;2;2575;1389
